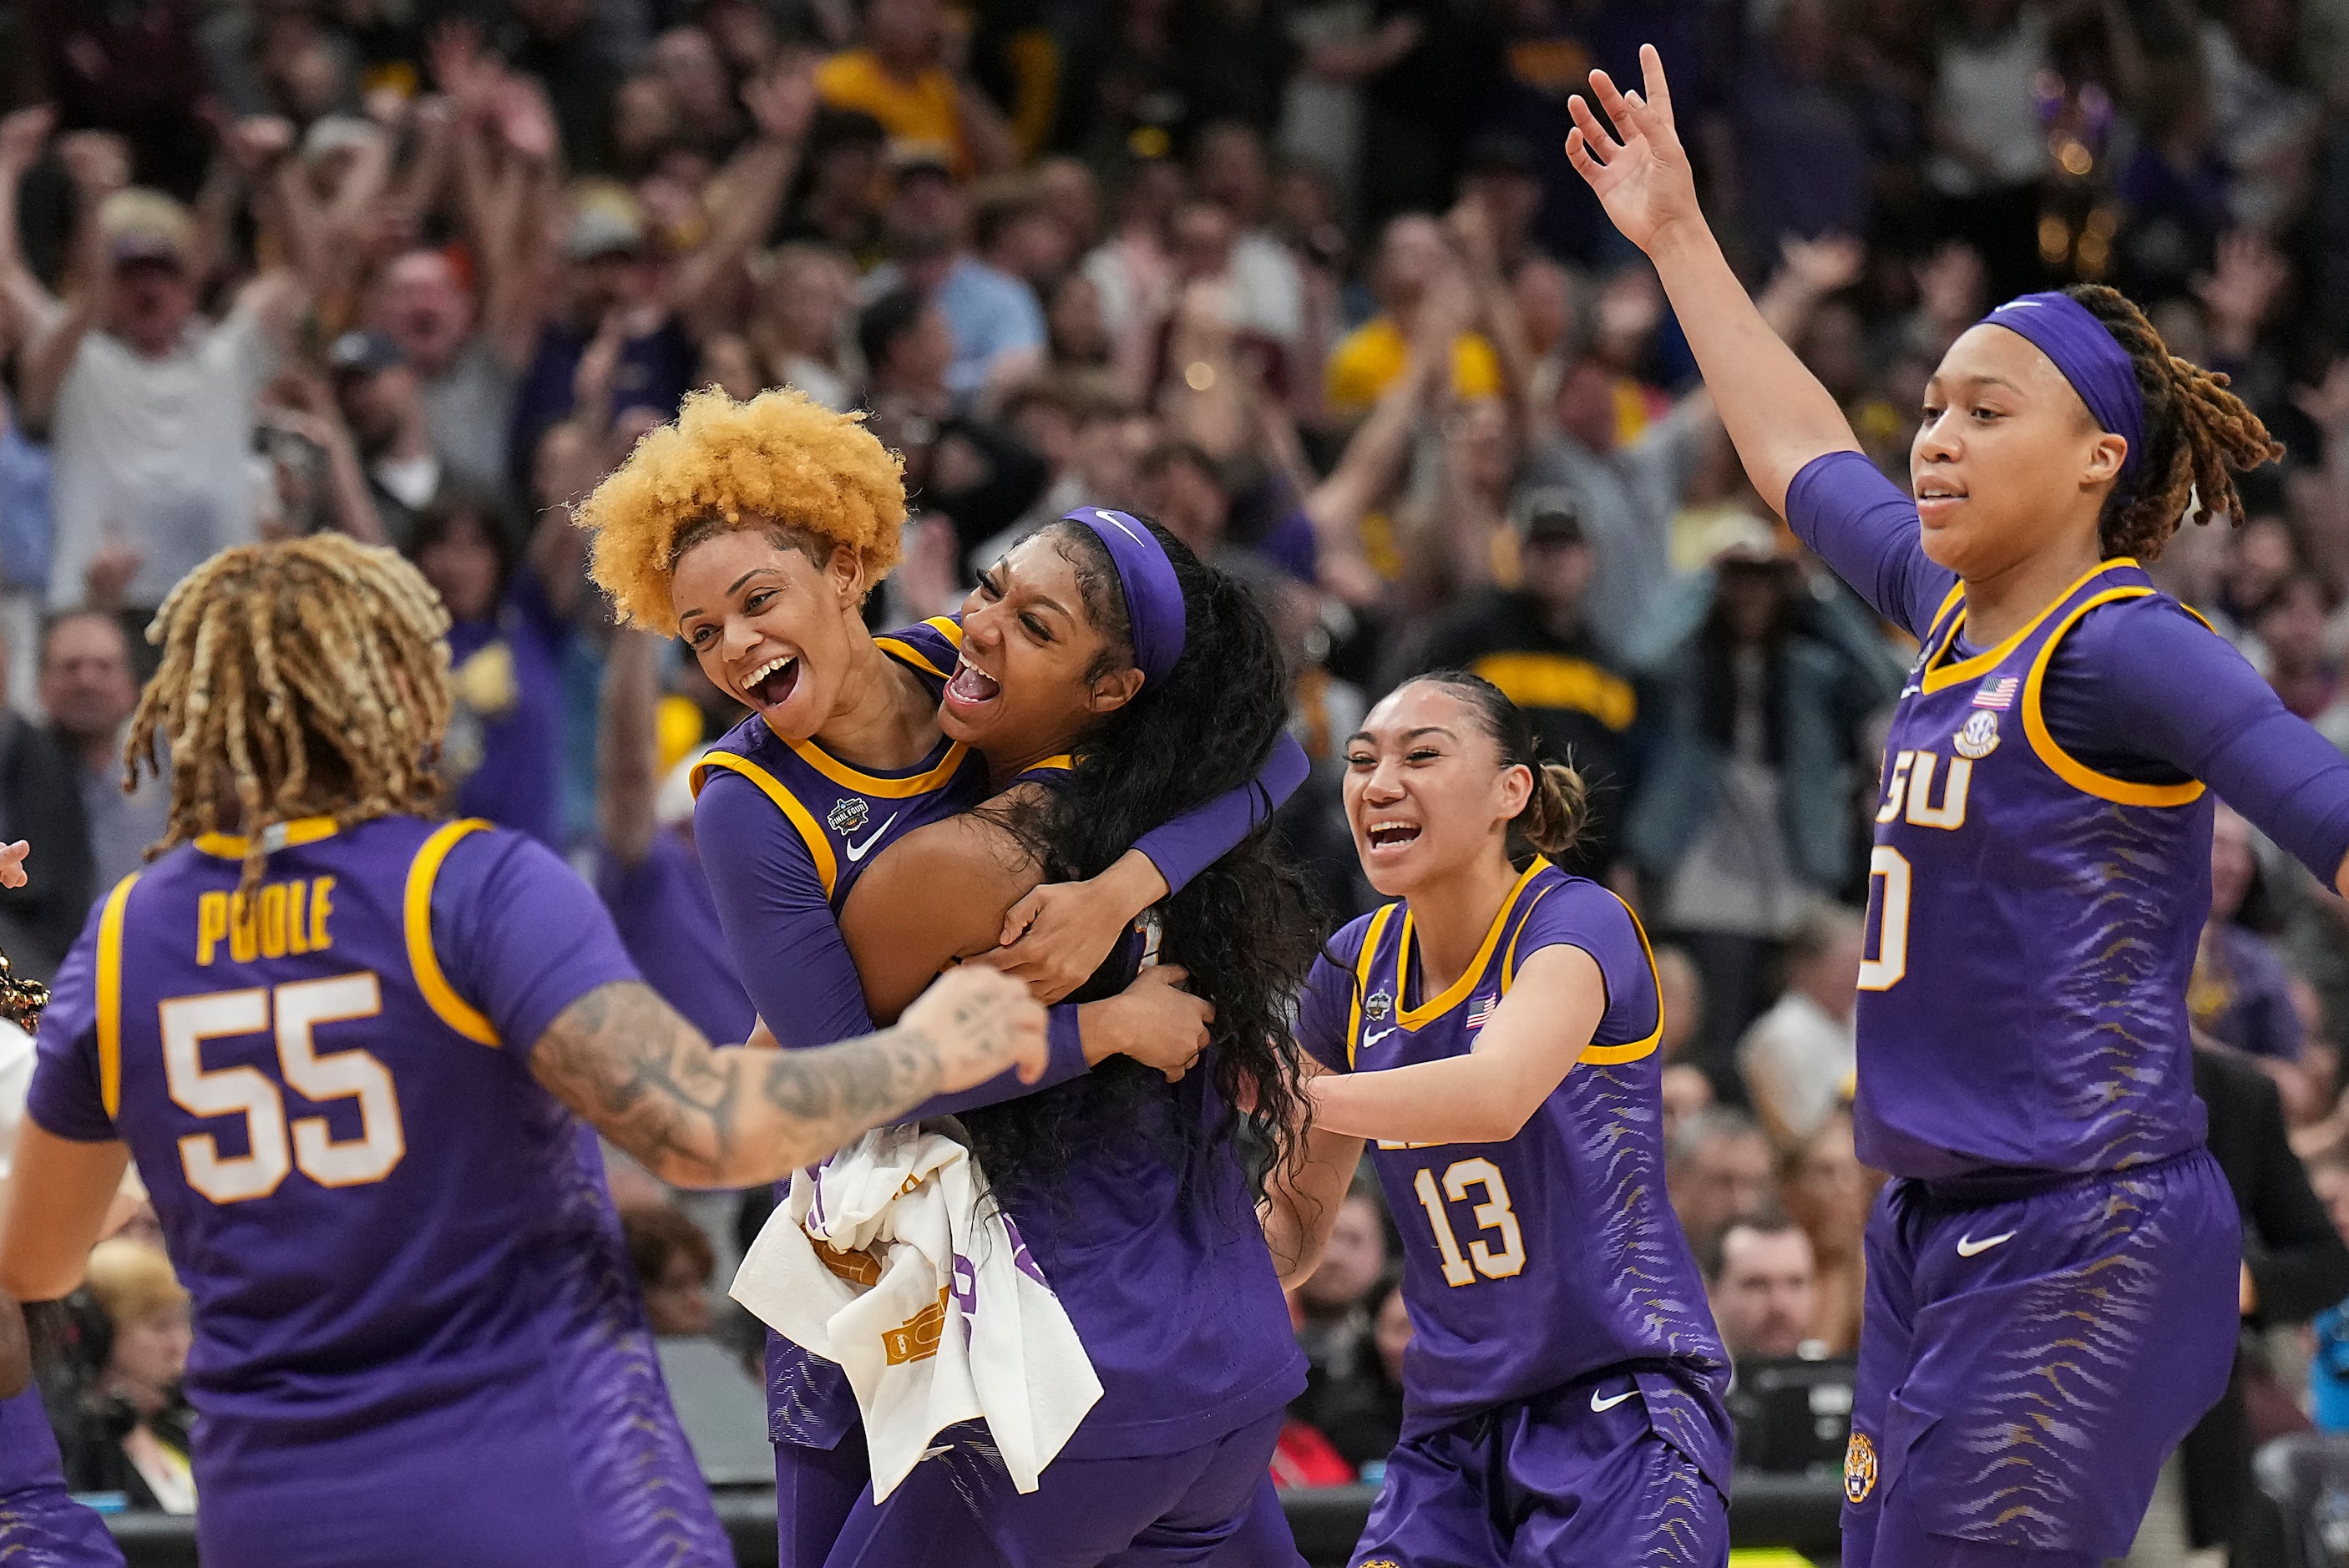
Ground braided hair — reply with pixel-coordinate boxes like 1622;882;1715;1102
126;535;454;896
2064;283;2285;560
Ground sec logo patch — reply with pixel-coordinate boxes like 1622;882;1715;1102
1844;1430;1877;1504
1952;710;2000;760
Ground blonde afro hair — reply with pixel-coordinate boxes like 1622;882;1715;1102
577;387;907;628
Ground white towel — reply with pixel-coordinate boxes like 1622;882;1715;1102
729;1121;1103;1500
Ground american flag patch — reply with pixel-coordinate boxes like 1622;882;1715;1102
1467;994;1497;1033
1972;676;2018;710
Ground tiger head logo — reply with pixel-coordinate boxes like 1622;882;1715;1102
1844;1430;1878;1504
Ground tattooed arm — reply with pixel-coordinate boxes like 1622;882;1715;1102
529;967;1047;1187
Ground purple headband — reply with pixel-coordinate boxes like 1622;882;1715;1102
1066;507;1186;688
1977;291;2144;488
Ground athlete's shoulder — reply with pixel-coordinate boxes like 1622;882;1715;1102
1321;900;1402;974
873;615;964;684
1510;865;1647;975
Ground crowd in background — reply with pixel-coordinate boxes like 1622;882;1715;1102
11;0;2349;1550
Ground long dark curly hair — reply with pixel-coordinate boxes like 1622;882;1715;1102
960;516;1321;1211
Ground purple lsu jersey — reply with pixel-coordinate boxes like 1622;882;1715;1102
1299;860;1732;1485
0;1385;122;1566
24;815;726;1568
1856;561;2215;1180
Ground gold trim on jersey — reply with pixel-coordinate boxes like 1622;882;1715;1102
783;736;969;799
1917;559;2138;695
403;819;499;1045
95;873;140;1118
691;751;840;898
1345;903;1400;1069
1572;889;1665;1065
873;615;965;679
2022;585;2208;807
1395;860;1547;1029
193;816;342;859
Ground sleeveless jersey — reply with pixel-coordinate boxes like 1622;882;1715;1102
1856;559;2214;1180
24;816;724;1566
1299;860;1731;1481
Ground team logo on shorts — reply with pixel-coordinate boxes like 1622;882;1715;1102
1952;710;2001;761
1844;1430;1878;1504
1364;989;1393;1021
828;797;870;835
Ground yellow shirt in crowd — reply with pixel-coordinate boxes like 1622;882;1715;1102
816;51;968;173
1323;316;1502;419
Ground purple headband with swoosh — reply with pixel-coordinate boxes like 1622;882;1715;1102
1066;507;1186;688
1977;291;2145;488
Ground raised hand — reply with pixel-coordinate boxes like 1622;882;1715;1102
1779;232;1865;296
900;966;1050;1090
2292;358;2349;434
55;130;130;200
1562;44;1701;255
222;117;296;180
0;108;55;179
2195;230;2288;346
742;57;818;146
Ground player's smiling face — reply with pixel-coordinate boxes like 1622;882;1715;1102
1344;681;1531;898
1912;325;2129;579
671;524;866;740
942;528;1144;765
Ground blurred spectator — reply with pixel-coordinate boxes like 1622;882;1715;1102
367;246;541;512
1188;122;1305;354
2251;574;2337;721
1295;1274;1408;1479
867;154;1045;405
0;632;91;981
1922;0;2053;301
2192;804;2305;1062
1292;1189;1387;1380
749;243;858;411
1729;0;1873;248
1738;906;1866;1148
1324;214;1498;424
0;113;320;630
26;0;210;197
775;108;890;265
813;0;1016;178
327;328;440;545
1668;1107;1774;1262
623;1201;719;1339
58;1239;195;1512
1777;1111;1871;1356
406;488;575;850
1630;524;1902;1087
1703;1211;1818;1364
2148;1047;2349;1562
41;610;167;898
1415;499;1632;878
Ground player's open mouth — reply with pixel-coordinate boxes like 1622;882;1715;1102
1916;478;1967;520
744;653;799;707
944;656;1002;711
1364;821;1421;853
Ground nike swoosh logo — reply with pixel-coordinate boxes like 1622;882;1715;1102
843;812;899;862
1363;1027;1396;1049
1956;1230;2017;1257
1591;1388;1638;1413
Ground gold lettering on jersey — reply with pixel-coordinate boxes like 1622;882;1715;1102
1903;753;1972;830
882;1287;952;1365
1876;751;1970;832
1876;751;1915;822
198;878;338;966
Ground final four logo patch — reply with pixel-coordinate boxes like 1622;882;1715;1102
1844;1430;1878;1504
827;797;869;836
1364;990;1393;1021
1952;709;2001;761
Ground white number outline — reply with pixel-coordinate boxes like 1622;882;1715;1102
1857;845;1911;992
1412;1157;1526;1287
160;973;402;1204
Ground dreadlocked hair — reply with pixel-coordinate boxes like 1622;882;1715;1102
128;535;454;898
2063;283;2285;560
960;517;1323;1216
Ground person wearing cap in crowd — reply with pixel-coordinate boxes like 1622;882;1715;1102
329;328;443;548
863;148;1046;407
509;63;820;493
368;243;544;512
1413;494;1638;881
0;108;326;645
813;0;1018;179
1625;512;1903;1093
